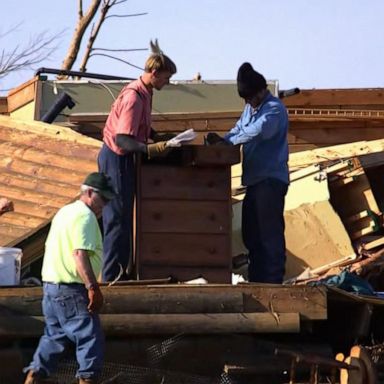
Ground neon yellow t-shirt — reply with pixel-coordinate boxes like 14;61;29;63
41;200;102;283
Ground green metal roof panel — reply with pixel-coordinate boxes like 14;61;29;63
39;80;277;121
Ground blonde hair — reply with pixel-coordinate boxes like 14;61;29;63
144;39;177;75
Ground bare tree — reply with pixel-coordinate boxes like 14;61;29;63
0;25;62;84
60;0;147;78
59;0;101;75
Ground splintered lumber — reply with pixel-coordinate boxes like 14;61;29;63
0;285;327;321
363;236;384;251
0;312;300;337
350;247;384;274
289;138;384;169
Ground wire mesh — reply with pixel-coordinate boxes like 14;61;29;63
52;359;225;384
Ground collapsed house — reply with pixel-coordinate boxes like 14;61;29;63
1;76;384;382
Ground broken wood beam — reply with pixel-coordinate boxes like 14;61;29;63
0;285;327;320
361;236;384;251
0;312;300;337
289;138;384;169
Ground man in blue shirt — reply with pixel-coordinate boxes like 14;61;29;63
209;63;289;283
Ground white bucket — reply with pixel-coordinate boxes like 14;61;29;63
0;247;22;286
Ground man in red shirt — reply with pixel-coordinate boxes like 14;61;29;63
98;40;177;282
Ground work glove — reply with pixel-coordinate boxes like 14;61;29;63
205;132;229;146
87;285;104;313
147;141;169;159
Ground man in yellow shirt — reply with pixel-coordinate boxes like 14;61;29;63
24;172;116;384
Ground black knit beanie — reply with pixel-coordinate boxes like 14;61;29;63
237;62;267;99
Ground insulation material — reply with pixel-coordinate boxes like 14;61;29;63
284;200;355;279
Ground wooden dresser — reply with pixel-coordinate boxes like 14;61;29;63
136;145;240;283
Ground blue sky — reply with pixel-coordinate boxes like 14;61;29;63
1;0;384;93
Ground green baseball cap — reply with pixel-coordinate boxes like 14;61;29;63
83;172;116;201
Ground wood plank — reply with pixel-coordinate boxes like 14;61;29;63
329;173;381;218
350;226;379;240
0;183;69;208
0;140;97;173
0;124;100;162
0;212;45;228
0;115;99;144
344;210;375;225
0;312;300;337
0;171;79;199
283;88;384;108
181;145;240;166
139;233;231;267
0;97;8;114
138;266;231;283
0;285;327;320
140;200;231;234
140;165;230;200
289;138;384;168
0;224;30;237
362;236;384;250
16;224;50;265
6;77;38;112
0;198;56;219
1;289;244;316
0;157;86;187
288;126;384;145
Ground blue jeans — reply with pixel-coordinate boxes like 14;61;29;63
24;283;104;380
242;178;288;283
98;144;135;282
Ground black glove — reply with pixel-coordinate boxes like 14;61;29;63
206;132;229;146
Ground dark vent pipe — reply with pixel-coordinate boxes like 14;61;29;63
278;87;300;99
40;92;75;123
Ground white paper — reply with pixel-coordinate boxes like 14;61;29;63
166;128;197;147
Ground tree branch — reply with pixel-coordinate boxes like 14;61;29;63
105;12;148;19
92;47;147;52
78;0;83;18
113;0;129;5
78;0;111;73
0;30;63;80
59;0;101;77
89;53;144;70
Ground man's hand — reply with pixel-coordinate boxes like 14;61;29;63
87;285;104;313
0;198;13;215
206;132;229;146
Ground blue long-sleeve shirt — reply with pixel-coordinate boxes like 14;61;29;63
224;91;289;186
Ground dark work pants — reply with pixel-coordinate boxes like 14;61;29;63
242;178;288;283
98;144;135;282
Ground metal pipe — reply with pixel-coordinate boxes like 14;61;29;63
35;67;134;81
40;92;75;123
